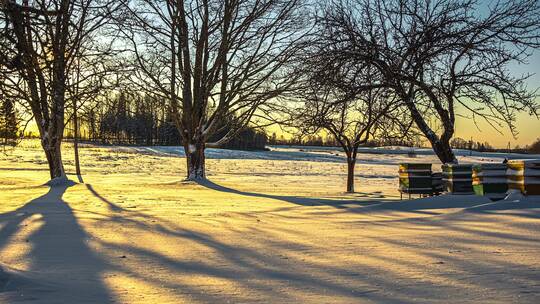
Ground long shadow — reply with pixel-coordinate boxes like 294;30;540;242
86;184;121;212
0;184;114;303
81;185;413;303
344;195;540;222
354;194;492;212
196;179;391;209
464;198;540;218
196;180;540;222
82;183;540;303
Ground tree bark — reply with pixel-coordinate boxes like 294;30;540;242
42;138;66;180
431;139;457;164
346;158;356;193
185;141;205;180
74;59;81;177
73;99;81;177
402;91;458;164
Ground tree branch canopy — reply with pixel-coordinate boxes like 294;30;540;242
118;0;309;179
314;0;539;163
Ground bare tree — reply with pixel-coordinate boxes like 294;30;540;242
317;0;540;163
289;60;413;192
0;0;119;182
66;41;119;179
118;0;308;180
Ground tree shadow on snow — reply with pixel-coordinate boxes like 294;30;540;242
81;184;416;303
461;198;540;219
2;181;535;303
81;183;540;303
196;179;540;220
341;194;540;220
195;179;392;209
0;183;114;303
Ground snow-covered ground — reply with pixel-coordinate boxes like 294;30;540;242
111;144;540;164
0;140;539;303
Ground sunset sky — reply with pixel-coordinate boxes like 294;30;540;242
19;1;540;149
453;51;540;148
452;0;540;148
24;52;539;148
268;48;540;149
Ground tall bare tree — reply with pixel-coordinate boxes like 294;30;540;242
318;0;540;163
118;0;308;179
0;0;119;182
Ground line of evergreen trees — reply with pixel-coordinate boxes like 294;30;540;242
0;98;18;146
67;92;267;150
268;133;422;147
76;92;180;146
450;137;495;152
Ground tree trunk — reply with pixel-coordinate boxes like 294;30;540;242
431;138;457;164
74;60;81;177
73;99;81;177
74;128;81;176
185;141;206;180
346;158;356;193
402;91;458;164
42;139;66;181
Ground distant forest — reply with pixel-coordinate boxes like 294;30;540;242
57;92;269;150
5;89;539;153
